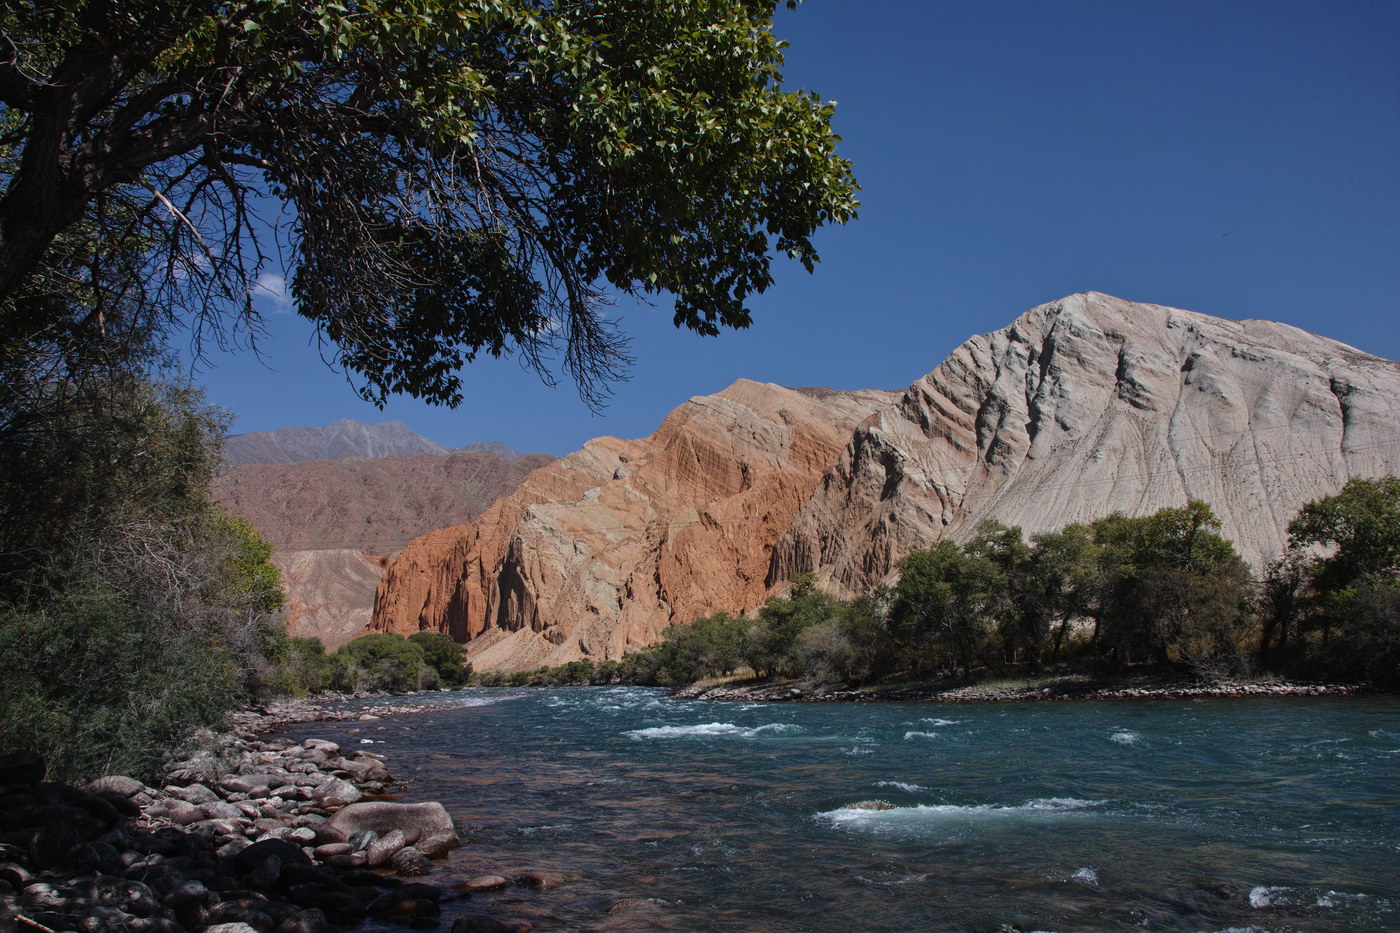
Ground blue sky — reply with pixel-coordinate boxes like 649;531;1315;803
193;0;1400;456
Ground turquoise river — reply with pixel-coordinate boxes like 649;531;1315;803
284;688;1400;932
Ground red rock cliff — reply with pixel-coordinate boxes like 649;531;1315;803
371;380;896;670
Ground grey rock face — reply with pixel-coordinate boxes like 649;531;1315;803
224;419;450;464
770;292;1400;591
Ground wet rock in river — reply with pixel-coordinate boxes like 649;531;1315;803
366;828;407;867
329;800;457;845
389;846;432;877
457;874;510;892
516;869;583;889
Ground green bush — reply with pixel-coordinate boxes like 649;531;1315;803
337;633;431;692
408;631;473;687
0;548;246;783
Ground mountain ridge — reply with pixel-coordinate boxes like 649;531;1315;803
370;292;1400;671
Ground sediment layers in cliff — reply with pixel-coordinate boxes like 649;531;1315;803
372;380;896;670
216;449;552;646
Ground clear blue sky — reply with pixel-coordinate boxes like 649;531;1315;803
192;0;1400;456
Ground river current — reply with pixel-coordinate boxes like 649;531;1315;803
284;688;1400;932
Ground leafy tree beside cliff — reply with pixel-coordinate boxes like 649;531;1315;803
1090;502;1253;674
0;0;857;407
409;631;474;687
889;541;1005;677
1280;477;1400;684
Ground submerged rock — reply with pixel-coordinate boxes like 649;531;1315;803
840;800;896;811
456;874;509;892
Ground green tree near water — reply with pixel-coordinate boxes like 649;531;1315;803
1273;477;1400;685
0;0;857;407
409;631;474;688
1090;502;1253;674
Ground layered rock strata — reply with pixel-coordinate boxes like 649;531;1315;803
771;292;1400;591
372;380;897;670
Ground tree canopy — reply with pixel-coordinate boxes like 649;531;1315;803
0;0;858;407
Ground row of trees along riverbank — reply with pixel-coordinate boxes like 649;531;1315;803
493;481;1400;691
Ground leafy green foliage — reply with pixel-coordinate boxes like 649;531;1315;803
742;575;843;678
890;540;1006;676
409;631;474;687
338;633;432;692
1269;478;1400;684
0;352;293;782
1;0;857;408
0;570;242;784
1090;502;1254;673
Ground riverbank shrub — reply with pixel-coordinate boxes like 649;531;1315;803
337;634;433;692
0;517;275;783
0;354;294;782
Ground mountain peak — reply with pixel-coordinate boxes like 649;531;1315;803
225;418;450;464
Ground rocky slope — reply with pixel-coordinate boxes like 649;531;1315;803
215;449;552;647
771;292;1400;592
225;418;451;464
372;380;897;670
373;293;1400;672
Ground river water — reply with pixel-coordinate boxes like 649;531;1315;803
286;688;1400;932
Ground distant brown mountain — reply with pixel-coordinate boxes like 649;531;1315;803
215;447;553;647
225;418;452;464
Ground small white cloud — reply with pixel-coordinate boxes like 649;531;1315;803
252;272;294;313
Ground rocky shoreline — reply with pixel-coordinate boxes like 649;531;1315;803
673;677;1379;704
0;695;542;933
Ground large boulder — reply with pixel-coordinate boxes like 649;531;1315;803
328;802;458;853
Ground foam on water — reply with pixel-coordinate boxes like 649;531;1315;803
903;731;939;741
921;718;961;727
876;781;927;793
1250;885;1376;911
855;871;931;887
452;693;524;708
1110;730;1142;746
816;797;1108;832
1071;866;1099;887
625;722;804;740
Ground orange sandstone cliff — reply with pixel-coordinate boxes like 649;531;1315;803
371;380;897;670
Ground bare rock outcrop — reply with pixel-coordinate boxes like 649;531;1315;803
372;380;897;670
770;292;1400;593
